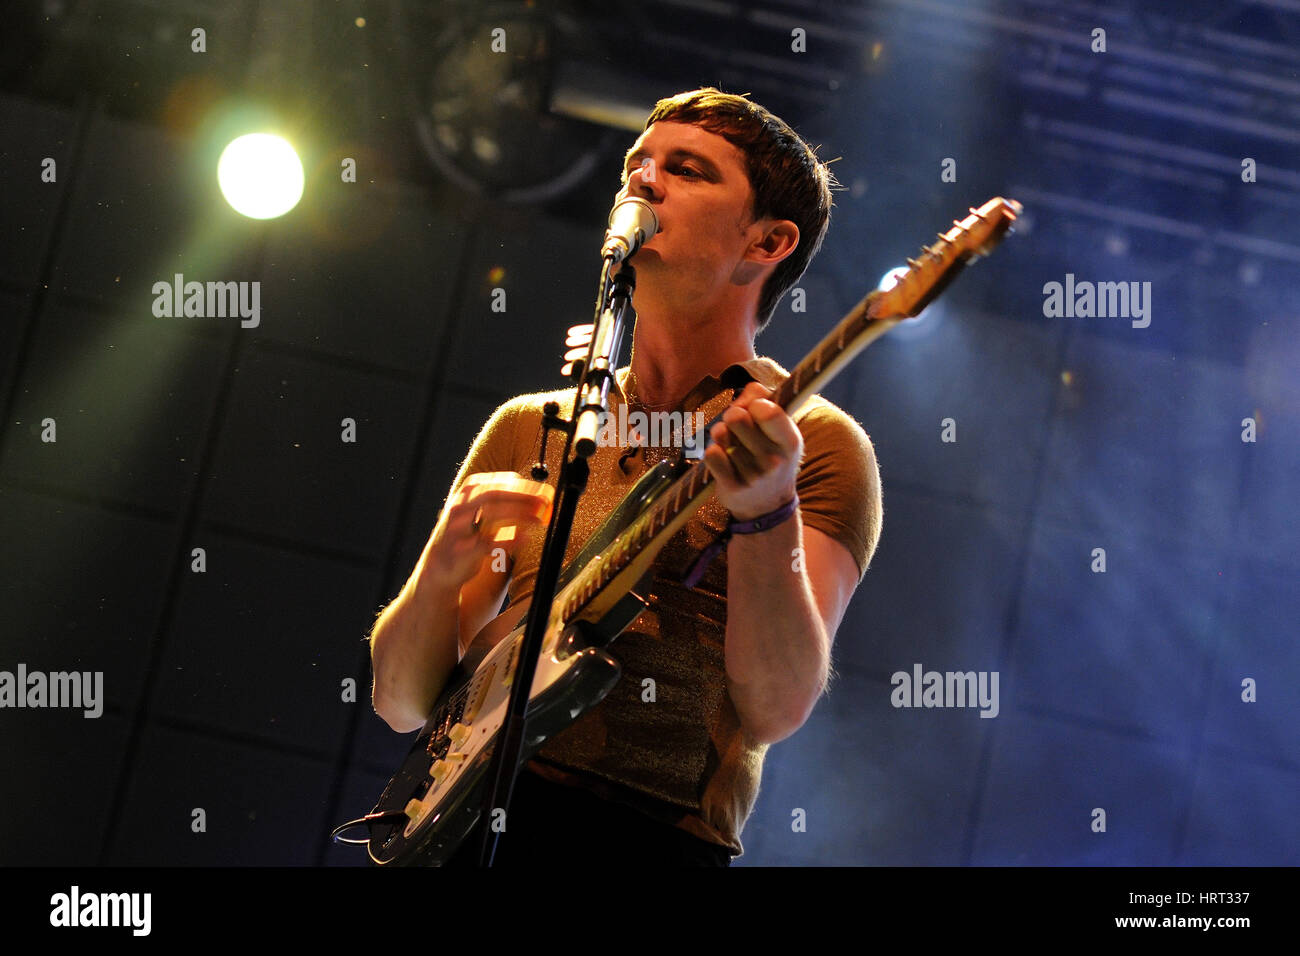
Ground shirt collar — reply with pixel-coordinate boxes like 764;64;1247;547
614;356;787;407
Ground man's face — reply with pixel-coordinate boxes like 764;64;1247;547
616;120;772;321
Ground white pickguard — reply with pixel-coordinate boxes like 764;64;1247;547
400;589;585;838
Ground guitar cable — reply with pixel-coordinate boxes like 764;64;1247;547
330;810;409;847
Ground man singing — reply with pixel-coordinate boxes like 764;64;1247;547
369;87;882;866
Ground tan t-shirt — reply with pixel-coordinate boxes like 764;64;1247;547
443;356;882;856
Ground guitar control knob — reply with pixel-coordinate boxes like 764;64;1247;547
429;760;453;784
404;798;428;825
448;722;472;748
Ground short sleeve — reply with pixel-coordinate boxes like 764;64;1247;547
793;398;883;582
443;397;525;506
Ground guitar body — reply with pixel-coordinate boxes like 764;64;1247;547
365;461;682;866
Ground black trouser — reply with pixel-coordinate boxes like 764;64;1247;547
443;769;732;868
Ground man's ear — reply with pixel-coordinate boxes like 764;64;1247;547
748;219;800;267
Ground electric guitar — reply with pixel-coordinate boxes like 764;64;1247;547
341;196;1022;865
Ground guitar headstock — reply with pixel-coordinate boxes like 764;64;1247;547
869;196;1022;320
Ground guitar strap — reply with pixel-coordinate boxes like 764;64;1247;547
619;363;753;472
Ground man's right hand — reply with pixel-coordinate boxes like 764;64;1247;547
423;472;554;588
371;472;553;733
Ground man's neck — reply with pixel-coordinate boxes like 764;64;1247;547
627;309;758;409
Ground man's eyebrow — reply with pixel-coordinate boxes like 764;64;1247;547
622;148;722;175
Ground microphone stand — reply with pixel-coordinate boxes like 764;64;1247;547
474;257;636;867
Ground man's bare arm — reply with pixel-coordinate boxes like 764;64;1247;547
369;475;551;733
704;382;875;744
724;522;860;743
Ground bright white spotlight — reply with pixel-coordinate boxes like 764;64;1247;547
877;265;943;339
877;265;909;292
217;133;304;219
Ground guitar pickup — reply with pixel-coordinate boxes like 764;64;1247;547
462;663;496;722
501;639;522;687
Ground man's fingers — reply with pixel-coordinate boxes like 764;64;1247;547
748;398;802;448
459;471;553;496
456;474;552;513
445;473;554;551
703;437;741;490
708;423;763;483
467;488;552;521
721;406;783;459
460;478;554;547
732;381;771;408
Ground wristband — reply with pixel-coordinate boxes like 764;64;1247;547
681;495;799;588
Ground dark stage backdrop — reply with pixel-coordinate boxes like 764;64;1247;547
0;0;1296;869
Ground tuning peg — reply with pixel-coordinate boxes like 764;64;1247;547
906;257;921;269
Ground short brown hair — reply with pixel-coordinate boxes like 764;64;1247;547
643;87;834;331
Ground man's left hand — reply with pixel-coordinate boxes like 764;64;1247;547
704;381;802;521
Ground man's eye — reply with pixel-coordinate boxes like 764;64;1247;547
675;166;702;178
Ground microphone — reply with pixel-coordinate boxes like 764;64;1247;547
601;196;659;262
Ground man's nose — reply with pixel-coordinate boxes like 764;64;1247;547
625;161;664;201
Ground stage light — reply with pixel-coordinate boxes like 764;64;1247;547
217;133;304;219
878;265;909;292
878;265;945;339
